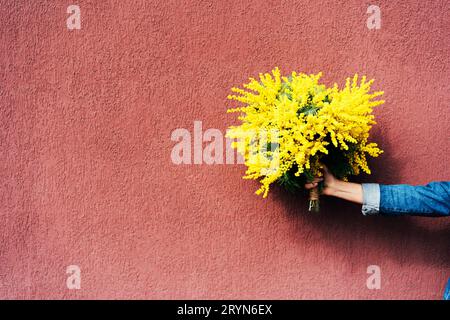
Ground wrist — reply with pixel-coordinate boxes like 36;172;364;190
323;179;341;196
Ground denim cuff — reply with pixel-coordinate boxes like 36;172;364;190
361;183;381;216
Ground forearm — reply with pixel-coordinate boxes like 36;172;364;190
323;180;363;204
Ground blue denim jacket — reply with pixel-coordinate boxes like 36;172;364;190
361;181;450;300
361;182;450;217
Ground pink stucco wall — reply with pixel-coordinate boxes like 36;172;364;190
0;0;449;299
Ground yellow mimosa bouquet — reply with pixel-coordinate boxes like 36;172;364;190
226;68;384;211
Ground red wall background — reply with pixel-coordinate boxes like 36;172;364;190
0;0;449;299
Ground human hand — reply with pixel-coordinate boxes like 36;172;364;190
304;165;337;196
304;166;363;204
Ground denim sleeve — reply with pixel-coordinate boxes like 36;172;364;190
361;183;381;216
379;182;450;217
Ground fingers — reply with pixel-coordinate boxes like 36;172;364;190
305;177;323;189
304;182;318;189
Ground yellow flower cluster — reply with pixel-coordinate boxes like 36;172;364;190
226;68;384;198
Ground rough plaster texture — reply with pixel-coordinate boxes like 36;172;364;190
0;0;449;299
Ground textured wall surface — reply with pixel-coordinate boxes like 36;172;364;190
0;0;449;299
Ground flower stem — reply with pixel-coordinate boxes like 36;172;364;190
308;186;320;212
